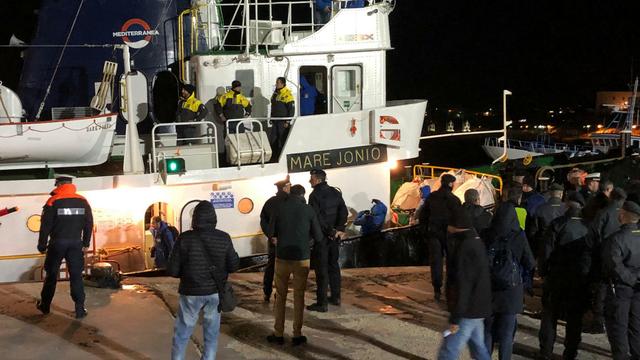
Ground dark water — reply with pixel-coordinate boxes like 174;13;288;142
398;134;493;173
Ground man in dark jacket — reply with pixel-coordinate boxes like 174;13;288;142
266;185;324;346
168;201;239;360
437;208;492;360
586;187;626;333
37;176;93;319
270;77;295;160
420;173;461;302
602;201;640;360
307;168;348;312
532;183;567;260
462;188;492;235
580;173;601;205
483;190;536;360
538;201;591;360
259;175;291;303
583;179;614;222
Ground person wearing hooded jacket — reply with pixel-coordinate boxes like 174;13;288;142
168;201;240;360
438;207;492;360
531;183;567;261
354;199;387;236
420;173;461;302
483;187;535;360
36;176;93;319
537;200;591;360
259;175;291;303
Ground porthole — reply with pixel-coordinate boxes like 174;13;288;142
238;198;254;214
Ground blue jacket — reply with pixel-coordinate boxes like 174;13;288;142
354;200;387;235
300;76;318;116
153;221;175;267
315;0;332;11
344;0;365;8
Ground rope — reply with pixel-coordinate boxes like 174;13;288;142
0;119;112;138
35;0;86;120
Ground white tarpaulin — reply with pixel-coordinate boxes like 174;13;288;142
453;176;497;207
391;181;421;210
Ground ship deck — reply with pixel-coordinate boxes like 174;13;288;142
0;267;612;359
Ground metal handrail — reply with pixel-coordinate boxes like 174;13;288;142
151;121;218;173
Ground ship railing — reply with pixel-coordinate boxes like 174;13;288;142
225;117;293;169
151;121;219;173
177;1;389;81
413;164;503;195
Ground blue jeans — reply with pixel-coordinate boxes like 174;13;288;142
485;313;518;360
438;318;491;360
172;293;221;360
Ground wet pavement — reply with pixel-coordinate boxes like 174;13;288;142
0;267;613;359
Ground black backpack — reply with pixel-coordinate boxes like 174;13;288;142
487;232;522;291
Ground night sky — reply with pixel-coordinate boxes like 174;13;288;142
1;1;639;121
388;2;640;120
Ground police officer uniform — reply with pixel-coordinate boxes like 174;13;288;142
259;175;291;302
603;201;640;359
307;169;348;312
37;176;93;319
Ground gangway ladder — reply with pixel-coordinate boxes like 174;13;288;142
90;61;118;112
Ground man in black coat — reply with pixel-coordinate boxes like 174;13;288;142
437;208;492;360
167;201;239;360
307;168;348;312
586;187;626;333
532;183;567;260
483;189;536;360
266;185;324;346
538;200;591;360
420;173;461;302
259;175;291;303
462;188;492;235
602;201;640;360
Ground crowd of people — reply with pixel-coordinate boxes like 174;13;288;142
420;171;640;360
33;165;640;360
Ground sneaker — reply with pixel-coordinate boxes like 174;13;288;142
306;303;328;312
36;300;50;315
263;294;271;303
292;336;307;346
75;306;88;319
328;297;341;306
266;335;284;345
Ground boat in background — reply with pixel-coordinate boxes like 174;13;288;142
482;134;594;161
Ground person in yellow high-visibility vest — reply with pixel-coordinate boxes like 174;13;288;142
215;80;252;134
270;77;295;160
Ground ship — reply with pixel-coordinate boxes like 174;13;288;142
0;0;428;282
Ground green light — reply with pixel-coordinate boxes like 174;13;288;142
165;158;185;174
